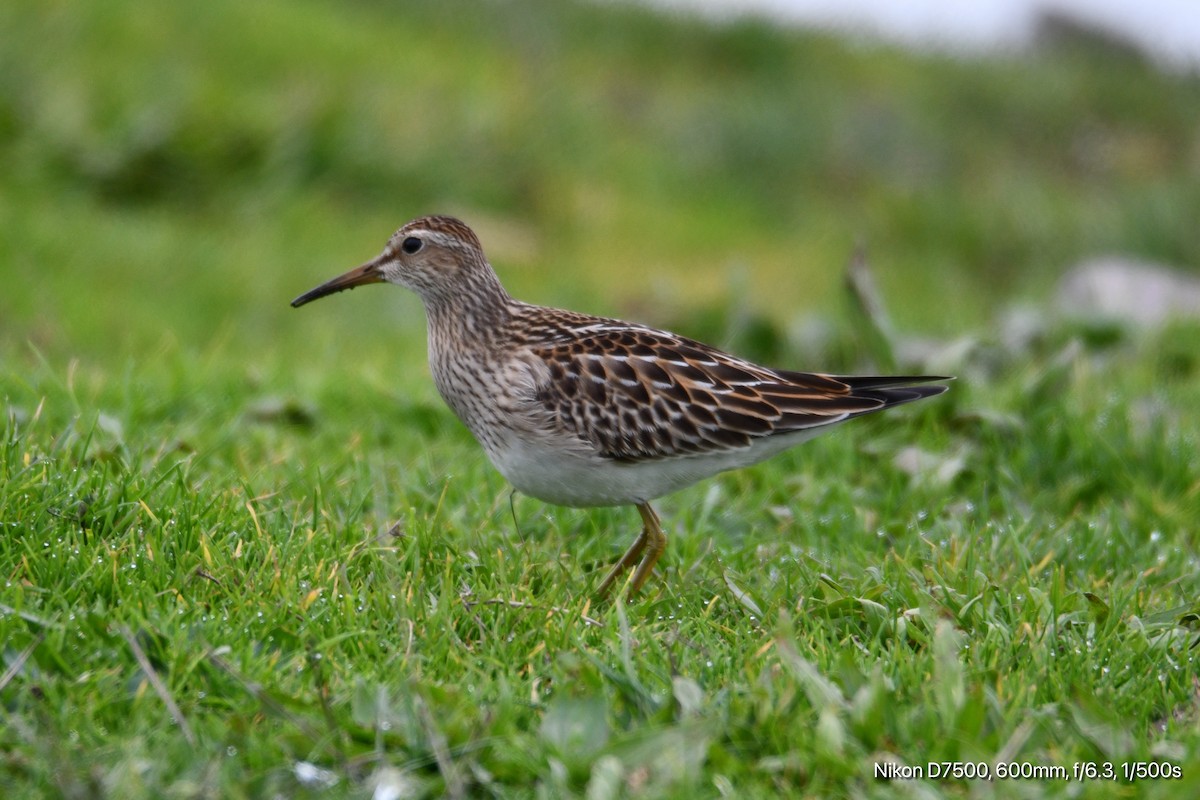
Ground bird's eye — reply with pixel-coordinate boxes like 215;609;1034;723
401;236;423;254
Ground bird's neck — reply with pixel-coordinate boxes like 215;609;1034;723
424;267;514;350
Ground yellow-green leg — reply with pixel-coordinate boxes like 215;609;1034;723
594;502;667;600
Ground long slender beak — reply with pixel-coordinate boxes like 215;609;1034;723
290;254;388;308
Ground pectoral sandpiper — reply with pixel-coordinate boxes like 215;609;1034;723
292;216;949;599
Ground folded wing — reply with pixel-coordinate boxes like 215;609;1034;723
530;324;947;462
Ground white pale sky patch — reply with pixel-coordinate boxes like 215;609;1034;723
641;0;1200;68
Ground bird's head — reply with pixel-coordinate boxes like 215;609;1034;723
291;215;496;308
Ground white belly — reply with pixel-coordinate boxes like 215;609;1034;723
482;426;827;507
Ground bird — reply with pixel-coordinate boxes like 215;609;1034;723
291;215;949;600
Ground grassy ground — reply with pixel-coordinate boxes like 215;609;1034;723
3;0;1200;797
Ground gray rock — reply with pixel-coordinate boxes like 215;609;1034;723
1056;257;1200;327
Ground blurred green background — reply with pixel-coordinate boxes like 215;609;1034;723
4;0;1198;373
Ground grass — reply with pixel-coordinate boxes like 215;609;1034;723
3;0;1200;797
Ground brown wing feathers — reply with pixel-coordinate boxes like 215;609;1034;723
532;325;949;462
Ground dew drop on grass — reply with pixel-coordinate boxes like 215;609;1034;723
226;746;237;757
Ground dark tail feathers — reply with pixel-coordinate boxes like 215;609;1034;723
839;374;952;410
